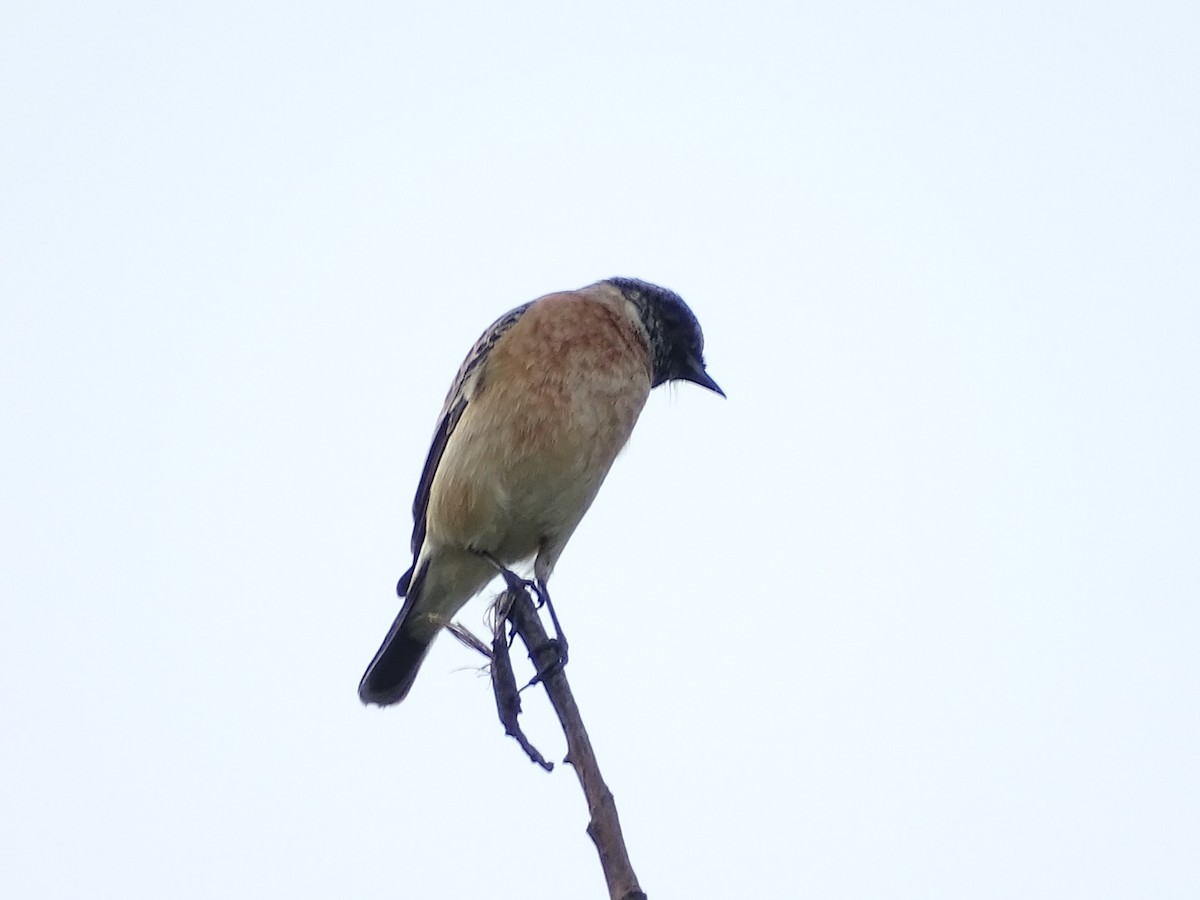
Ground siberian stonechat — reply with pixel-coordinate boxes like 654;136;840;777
358;277;722;706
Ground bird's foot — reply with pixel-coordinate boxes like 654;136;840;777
526;635;569;688
481;552;537;598
479;552;570;682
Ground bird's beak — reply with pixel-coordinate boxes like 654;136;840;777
683;361;725;397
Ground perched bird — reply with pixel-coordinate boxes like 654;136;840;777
358;277;723;706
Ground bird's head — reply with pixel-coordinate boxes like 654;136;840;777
606;277;724;397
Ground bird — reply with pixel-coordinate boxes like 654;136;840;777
358;277;723;706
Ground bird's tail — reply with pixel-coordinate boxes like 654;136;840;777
357;618;433;706
358;563;433;706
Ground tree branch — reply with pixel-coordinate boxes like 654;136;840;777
498;586;647;900
488;598;554;772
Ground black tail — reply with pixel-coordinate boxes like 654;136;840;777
357;614;433;706
359;562;432;706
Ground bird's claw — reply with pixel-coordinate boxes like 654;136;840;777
525;637;569;687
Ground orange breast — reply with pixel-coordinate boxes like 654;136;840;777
425;291;653;556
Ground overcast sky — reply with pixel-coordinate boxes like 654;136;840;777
3;2;1198;898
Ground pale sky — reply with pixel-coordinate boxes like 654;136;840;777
2;2;1198;898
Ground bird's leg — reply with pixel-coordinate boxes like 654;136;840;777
480;552;536;598
535;577;569;668
521;577;568;686
479;553;568;682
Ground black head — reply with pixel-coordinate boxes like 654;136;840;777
605;277;724;396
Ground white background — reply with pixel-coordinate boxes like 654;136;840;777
3;2;1197;897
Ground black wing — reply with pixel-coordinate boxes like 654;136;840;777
398;301;533;594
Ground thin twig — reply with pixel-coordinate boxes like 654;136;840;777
444;616;553;771
490;610;553;772
501;586;647;900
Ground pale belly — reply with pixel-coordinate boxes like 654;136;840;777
425;368;650;564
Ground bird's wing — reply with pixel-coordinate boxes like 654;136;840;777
405;301;534;566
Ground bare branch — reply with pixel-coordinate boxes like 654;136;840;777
498;586;647;900
444;612;554;771
490;607;554;772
